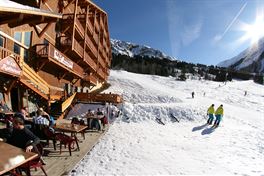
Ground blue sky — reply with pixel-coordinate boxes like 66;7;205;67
94;0;264;65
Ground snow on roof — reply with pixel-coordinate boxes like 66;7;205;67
0;0;62;18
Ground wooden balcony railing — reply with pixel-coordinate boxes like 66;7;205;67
85;33;97;58
84;52;97;72
93;34;98;44
100;17;104;28
98;52;106;68
75;18;85;38
83;74;97;85
76;92;123;104
73;38;84;58
62;14;84;39
0;46;20;63
87;18;93;35
36;43;84;78
94;19;99;31
97;67;105;80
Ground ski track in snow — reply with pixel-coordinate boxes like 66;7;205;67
72;70;264;176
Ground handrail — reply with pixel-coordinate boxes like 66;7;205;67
76;93;123;104
61;92;76;112
0;31;29;50
22;62;50;95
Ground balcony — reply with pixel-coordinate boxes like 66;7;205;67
97;67;105;80
87;18;93;35
83;74;97;85
100;17;104;28
94;19;100;32
75;17;85;38
62;14;84;39
85;33;97;58
73;38;84;58
98;53;106;68
84;52;97;72
35;43;84;79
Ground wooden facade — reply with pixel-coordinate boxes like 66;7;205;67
0;0;112;114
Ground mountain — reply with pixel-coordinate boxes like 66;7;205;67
110;39;176;60
217;38;264;73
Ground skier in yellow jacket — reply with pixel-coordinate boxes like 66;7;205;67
207;104;215;125
213;104;224;127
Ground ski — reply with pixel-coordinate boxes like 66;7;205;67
170;114;180;123
155;118;165;125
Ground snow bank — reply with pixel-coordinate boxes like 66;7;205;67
72;70;264;175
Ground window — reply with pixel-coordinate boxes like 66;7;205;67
13;31;32;63
24;32;32;60
13;32;22;55
0;36;5;47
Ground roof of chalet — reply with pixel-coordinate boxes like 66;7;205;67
0;0;62;27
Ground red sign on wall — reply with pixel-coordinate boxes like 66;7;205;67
0;56;22;77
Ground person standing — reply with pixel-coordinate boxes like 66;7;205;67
207;104;215;125
213;104;224;127
192;92;195;98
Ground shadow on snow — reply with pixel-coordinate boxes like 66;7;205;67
192;123;208;132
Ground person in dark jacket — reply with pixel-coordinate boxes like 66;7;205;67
6;117;40;152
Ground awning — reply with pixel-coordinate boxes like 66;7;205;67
0;55;22;77
0;0;62;28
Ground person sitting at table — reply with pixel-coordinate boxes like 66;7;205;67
33;109;50;127
20;107;31;121
33;109;49;126
0;117;40;152
19;107;33;129
39;108;55;126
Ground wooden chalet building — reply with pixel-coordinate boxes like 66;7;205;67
0;0;112;115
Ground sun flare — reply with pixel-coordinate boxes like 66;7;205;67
241;14;264;44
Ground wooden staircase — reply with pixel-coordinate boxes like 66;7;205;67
20;62;50;100
51;93;77;120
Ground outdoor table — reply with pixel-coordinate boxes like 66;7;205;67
54;123;88;150
0;141;38;175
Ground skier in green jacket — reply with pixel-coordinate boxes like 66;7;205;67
213;104;224;127
207;104;215;125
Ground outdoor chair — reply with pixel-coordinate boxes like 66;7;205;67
19;143;47;176
43;127;57;150
71;118;86;139
55;133;78;156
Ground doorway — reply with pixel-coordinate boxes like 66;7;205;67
11;87;19;112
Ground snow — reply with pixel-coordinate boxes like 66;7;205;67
0;0;38;10
218;38;264;72
111;39;176;60
0;0;60;16
72;70;264;175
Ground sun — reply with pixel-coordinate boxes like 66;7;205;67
241;14;264;44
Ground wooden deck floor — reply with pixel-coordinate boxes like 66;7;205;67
32;129;106;176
